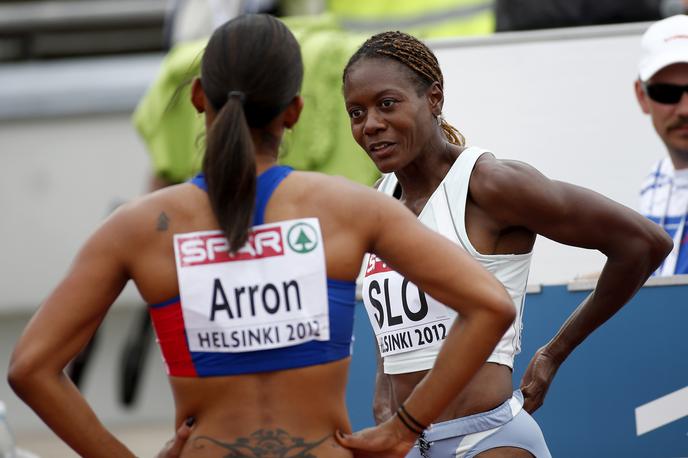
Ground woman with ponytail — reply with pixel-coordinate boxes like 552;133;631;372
8;15;517;458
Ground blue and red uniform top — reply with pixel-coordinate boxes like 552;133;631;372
149;166;356;377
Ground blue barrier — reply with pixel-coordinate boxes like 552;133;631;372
346;281;688;457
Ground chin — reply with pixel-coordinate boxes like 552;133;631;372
667;137;688;153
374;161;399;174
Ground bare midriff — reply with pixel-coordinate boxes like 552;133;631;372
169;358;354;457
389;362;513;424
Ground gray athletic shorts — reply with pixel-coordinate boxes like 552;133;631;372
406;391;551;458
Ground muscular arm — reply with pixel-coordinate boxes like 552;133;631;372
472;157;673;411
7;209;139;457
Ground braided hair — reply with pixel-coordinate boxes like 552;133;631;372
343;31;465;146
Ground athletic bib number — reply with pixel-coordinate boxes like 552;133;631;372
362;254;456;357
174;218;329;353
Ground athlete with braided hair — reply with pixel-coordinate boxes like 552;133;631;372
344;31;466;149
340;31;672;457
8;16;517;458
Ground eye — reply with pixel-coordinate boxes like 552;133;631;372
348;108;364;119
380;98;396;109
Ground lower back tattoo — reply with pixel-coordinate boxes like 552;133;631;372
191;429;329;457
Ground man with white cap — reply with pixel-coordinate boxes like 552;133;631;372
635;14;688;276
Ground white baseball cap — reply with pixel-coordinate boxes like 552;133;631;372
638;14;688;81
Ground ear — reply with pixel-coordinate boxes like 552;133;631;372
191;78;206;114
283;95;304;129
635;79;651;114
427;82;444;117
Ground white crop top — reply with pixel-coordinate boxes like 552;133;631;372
361;147;532;374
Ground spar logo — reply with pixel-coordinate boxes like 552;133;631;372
176;227;284;267
365;254;392;276
287;222;318;253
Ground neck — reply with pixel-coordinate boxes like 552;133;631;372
252;127;282;175
256;156;279;175
395;140;461;201
668;148;688;171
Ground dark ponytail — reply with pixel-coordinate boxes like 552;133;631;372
204;94;255;252
200;14;303;251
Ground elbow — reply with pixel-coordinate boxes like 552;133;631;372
500;299;517;332
7;352;43;399
645;225;674;269
657;231;674;262
610;223;674;273
7;363;25;398
490;292;517;334
7;359;30;398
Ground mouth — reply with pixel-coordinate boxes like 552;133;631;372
367;141;396;158
669;125;688;138
668;121;688;132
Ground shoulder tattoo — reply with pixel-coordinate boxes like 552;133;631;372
156;212;170;231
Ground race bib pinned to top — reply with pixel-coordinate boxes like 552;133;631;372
362;254;456;357
174;218;329;353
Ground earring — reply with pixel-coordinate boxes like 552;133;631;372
436;114;442;126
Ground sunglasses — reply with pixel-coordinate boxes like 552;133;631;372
643;83;688;104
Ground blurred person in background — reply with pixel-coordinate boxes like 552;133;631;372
162;0;241;53
162;0;325;55
8;14;516;458
496;0;688;31
338;30;672;457
326;0;494;38
138;0;497;194
153;0;287;191
636;15;688;275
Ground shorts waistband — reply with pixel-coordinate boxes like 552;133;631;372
423;390;524;442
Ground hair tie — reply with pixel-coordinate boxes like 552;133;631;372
227;90;246;105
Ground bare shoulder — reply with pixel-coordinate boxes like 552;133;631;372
469;154;552;208
98;183;205;246
291;170;369;191
286;171;412;244
471;154;541;194
290;171;386;213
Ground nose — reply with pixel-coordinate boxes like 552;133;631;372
363;110;386;136
678;91;688;115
